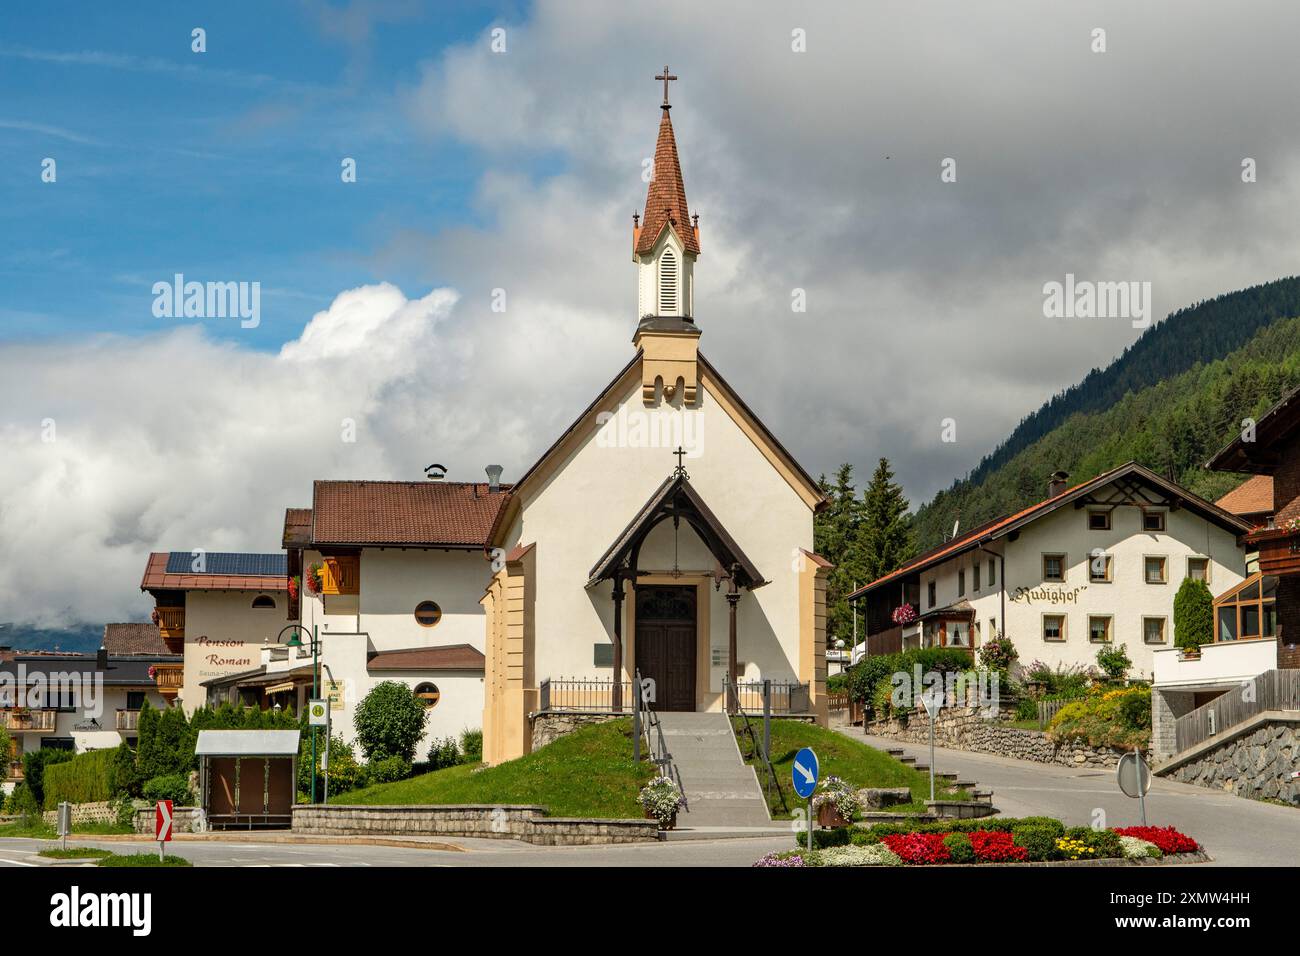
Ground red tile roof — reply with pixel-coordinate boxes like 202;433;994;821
636;107;699;256
849;461;1250;600
282;508;312;548
311;480;509;547
1215;474;1273;518
103;623;170;656
139;552;289;592
366;643;486;672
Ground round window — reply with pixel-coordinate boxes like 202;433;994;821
414;601;442;627
415;682;441;709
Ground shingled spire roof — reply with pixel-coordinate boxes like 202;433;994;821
636;80;699;257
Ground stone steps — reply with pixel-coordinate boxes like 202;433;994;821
657;711;773;829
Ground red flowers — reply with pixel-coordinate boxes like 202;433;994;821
881;832;951;864
1113;826;1199;854
969;830;1029;862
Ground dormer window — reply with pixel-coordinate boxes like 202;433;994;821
659;248;678;314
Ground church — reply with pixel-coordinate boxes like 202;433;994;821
480;72;831;764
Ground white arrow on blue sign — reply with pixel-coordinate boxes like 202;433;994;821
792;746;819;799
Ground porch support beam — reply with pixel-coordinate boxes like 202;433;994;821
611;572;625;713
726;564;739;714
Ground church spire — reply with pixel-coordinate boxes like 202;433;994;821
635;66;699;259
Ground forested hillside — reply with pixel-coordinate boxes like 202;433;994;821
912;309;1300;550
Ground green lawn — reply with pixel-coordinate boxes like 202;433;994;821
734;719;968;816
0;820;133;840
343;718;656;818
39;847;113;859
97;853;191;867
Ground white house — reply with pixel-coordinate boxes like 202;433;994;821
850;463;1251;681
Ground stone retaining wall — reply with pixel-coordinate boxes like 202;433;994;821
291;804;660;845
1158;715;1300;803
131;806;205;834
530;713;620;750
864;706;1130;768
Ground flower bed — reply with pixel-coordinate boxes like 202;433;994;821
758;818;1201;867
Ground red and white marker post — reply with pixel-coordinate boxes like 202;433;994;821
155;799;173;861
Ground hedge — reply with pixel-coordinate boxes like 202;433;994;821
43;748;116;809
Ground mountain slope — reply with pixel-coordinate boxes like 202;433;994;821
912;307;1300;550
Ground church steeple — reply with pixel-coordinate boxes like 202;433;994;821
633;66;699;323
632;66;701;407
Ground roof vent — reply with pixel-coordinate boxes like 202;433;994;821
485;464;504;492
424;463;447;481
1048;470;1070;498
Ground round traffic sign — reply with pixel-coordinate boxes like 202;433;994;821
1117;750;1151;798
792;746;819;799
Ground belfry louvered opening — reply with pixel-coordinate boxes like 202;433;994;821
659;248;678;314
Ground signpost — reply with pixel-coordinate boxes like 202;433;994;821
792;746;819;855
309;698;331;804
1116;748;1151;826
920;686;944;802
57;801;70;852
155;799;173;862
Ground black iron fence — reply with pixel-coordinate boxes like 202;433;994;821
730;679;811;715
538;677;633;713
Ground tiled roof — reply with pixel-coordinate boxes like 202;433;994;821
140;552;289;592
282;508;312;548
0;654;179;685
366;643;486;672
103;622;170;656
1215;475;1273;517
849;461;1251;600
311;480;509;547
636;108;699;256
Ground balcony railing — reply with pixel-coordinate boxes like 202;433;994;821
155;606;185;643
116;709;141;731
151;664;184;692
0;709;56;732
538;677;632;713
729;679;811;715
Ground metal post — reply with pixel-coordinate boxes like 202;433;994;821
726;569;740;714
310;624;318;804
612;575;625;713
806;802;813;856
632;673;642;764
762;679;771;763
1135;747;1147;826
929;715;936;803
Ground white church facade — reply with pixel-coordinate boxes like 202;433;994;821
480;77;831;764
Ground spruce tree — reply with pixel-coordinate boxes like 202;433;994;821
861;457;914;582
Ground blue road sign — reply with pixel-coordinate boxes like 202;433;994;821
792;747;819;799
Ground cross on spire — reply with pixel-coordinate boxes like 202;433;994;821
672;445;689;479
655;65;677;108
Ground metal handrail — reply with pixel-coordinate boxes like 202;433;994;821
723;676;789;814
633;671;687;810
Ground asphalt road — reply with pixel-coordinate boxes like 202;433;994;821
847;728;1300;866
0;832;795;867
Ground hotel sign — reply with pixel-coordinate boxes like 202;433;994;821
1008;585;1087;606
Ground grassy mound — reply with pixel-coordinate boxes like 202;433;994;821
343;718;654;818
737;719;968;815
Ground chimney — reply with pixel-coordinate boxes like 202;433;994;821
1048;470;1070;499
485;464;503;493
96;646;108;670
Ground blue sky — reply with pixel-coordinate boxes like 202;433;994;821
0;1;525;350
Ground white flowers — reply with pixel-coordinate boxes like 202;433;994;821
638;775;684;826
1118;835;1161;859
818;844;903;867
810;775;860;820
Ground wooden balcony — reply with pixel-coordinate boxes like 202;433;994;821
116;709;141;731
320;556;360;595
1250;527;1300;576
155;606;185;650
0;709;56;732
151;663;184;698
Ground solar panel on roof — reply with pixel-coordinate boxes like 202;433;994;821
164;552;287;576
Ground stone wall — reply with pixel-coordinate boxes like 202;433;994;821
1159;715;1300;802
42;800;118;828
530;713;620;751
131;806;205;834
864;706;1131;768
291;804;660;845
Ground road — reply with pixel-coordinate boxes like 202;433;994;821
845;728;1300;866
0;832;795;867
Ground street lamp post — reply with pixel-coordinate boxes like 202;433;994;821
278;623;320;803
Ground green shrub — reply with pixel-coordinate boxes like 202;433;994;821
353;682;427;762
1014;697;1038;721
142;774;193;806
1047;686;1151;749
943;831;975;863
1065;826;1123;859
4;782;40;820
22;748;73;805
366;756;412;785
43;748;116;809
459;728;483;764
1173;578;1214;649
108;742;142;797
426;736;461;770
110;794;139;830
298;734;366;797
1012;824;1058;862
800;826;851;850
848;647;982;714
1095;643;1133;681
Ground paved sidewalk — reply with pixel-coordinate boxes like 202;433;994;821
836;724;1300;866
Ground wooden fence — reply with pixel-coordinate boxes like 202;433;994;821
1036;696;1085;730
1173;669;1300;754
